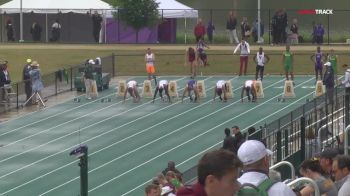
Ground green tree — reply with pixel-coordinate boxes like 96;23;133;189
112;0;159;43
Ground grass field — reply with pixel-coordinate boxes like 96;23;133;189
1;44;350;82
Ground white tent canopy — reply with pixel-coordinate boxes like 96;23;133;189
0;0;198;18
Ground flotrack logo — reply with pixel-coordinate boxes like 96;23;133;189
298;9;334;15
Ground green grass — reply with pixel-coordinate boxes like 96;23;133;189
3;44;350;82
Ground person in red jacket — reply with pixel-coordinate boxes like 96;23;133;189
176;150;242;196
194;18;206;43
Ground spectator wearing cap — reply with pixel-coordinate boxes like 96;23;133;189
318;148;339;179
177;149;242;196
323;61;335;104
232;126;245;154
299;159;338;196
29;61;45;104
237;140;296;196
22;59;32;102
83;60;96;100
222;128;235;153
332;155;350;195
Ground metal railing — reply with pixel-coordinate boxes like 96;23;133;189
287;177;320;196
0;54;116;114
270;161;296;180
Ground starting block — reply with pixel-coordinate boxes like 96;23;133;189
197;80;206;98
142;80;153;98
314;80;325;97
117;80;127;97
168;80;178;98
254;80;264;98
282;80;296;98
73;98;81;102
225;80;233;99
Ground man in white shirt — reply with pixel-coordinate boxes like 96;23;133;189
240;80;257;103
253;47;270;81
234;38;250;76
152;80;171;103
213;80;227;102
237;140;296;196
123;80;140;103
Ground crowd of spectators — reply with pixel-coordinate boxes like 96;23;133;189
144;122;350;196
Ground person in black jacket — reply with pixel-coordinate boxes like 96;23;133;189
232;125;245;154
222;128;235;153
6;19;15;41
92;11;103;43
226;11;239;44
30;22;42;41
23;59;32;101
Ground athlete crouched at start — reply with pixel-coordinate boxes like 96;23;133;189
152;80;171;103
241;80;257;103
213;80;228;102
182;79;199;103
123;80;141;103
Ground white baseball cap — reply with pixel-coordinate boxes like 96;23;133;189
324;62;332;66
237;140;272;165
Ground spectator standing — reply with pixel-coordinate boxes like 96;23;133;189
162;161;182;178
328;49;338;76
311;21;317;44
83;60;96;100
206;21;215;44
50;19;61;42
252;19;264;43
194;18;206;43
323;62;335;104
30;22;42;41
234;38;250;76
92;11;103;43
22;59;32;102
5;19;15;41
237;140;296;196
340;64;350;95
232;126;245;154
289;18;298;44
0;62;11;102
240;17;251;40
332;155;350;196
222;128;235;152
315;23;325;44
226;11;239;44
177;149;242;196
29;61;45;104
281;9;288;43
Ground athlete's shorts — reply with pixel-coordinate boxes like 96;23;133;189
146;64;155;74
315;63;322;71
284;64;293;72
